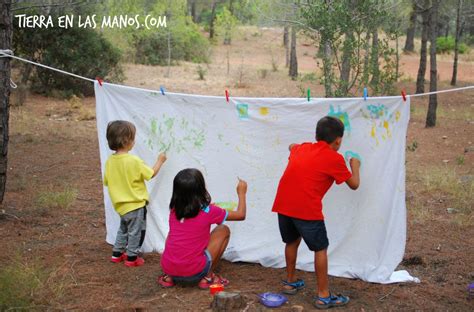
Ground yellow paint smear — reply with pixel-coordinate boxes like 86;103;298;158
383;120;391;137
259;107;269;116
371;124;376;138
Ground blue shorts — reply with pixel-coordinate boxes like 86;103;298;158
170;250;212;284
278;213;329;252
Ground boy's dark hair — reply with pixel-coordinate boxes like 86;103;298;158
170;168;211;220
316;116;345;143
106;120;136;151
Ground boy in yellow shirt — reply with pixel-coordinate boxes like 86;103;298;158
104;120;167;267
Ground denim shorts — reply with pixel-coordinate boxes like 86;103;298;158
278;213;329;252
170;250;212;284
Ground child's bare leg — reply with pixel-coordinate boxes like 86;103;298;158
314;249;330;298
205;225;230;275
284;237;301;285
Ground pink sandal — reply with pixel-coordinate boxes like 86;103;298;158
157;274;175;288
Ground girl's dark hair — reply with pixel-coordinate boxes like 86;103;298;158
106;120;136;151
170;168;211;220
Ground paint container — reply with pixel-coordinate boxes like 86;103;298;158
258;292;288;308
210;283;224;295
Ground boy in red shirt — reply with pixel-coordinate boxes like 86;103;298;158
272;116;360;309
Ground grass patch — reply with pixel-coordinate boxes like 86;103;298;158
0;255;72;310
7;172;28;192
77;107;95;121
408;167;473;226
406;195;431;224
406;140;418;152
36;186;78;216
0;258;44;309
10;107;36;136
410;104;473;121
68;95;82;110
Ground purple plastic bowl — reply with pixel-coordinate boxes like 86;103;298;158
258;292;288;308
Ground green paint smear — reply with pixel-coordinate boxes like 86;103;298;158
146;114;206;154
164;117;174;131
150;118;158;135
214;201;237;211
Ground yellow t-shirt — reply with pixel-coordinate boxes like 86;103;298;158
104;153;154;216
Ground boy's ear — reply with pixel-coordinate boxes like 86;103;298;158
335;137;342;146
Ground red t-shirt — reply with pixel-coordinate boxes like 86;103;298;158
272;141;352;220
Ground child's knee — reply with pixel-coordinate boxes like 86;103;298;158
216;224;230;237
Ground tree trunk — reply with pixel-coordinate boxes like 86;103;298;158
426;0;439;128
340;31;354;96
416;5;430;94
165;29;171;77
283;26;289;46
370;29;379;86
284;26;289;67
211;292;244;311
209;1;217;39
451;0;463;86
396;33;400;81
322;37;333;97
289;26;298;80
190;0;197;23
0;0;12;203
362;32;371;85
404;2;417;52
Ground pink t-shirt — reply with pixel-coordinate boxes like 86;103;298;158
161;204;227;277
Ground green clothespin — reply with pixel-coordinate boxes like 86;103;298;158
307;88;311;102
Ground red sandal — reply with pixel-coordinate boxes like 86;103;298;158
157;274;175;288
198;273;229;290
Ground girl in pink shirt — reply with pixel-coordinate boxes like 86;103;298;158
158;168;247;289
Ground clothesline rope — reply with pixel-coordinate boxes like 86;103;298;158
0;50;94;82
1;50;473;98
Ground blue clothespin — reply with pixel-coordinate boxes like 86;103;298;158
160;86;165;95
363;87;368;101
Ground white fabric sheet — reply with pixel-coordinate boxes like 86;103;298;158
95;82;417;283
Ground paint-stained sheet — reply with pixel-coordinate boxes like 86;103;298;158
95;82;416;283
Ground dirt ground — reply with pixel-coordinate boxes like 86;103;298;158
2;27;473;311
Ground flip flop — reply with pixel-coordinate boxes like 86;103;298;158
157;274;175;288
282;279;305;295
313;293;349;309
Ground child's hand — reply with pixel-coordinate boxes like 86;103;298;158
236;178;247;196
158;152;167;164
350;157;361;170
151;152;167;178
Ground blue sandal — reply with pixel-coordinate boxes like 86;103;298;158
282;279;305;295
313;293;349;309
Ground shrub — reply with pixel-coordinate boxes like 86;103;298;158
196;65;207;80
13;23;123;97
133;17;210;65
215;7;238;45
436;36;468;54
